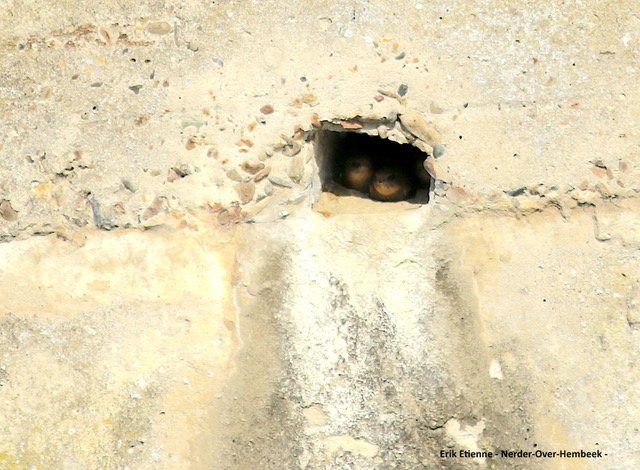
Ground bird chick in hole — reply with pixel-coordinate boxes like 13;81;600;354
341;154;375;193
369;167;412;202
338;148;430;202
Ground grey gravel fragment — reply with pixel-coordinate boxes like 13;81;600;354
122;179;137;192
506;187;527;197
89;198;116;231
268;175;294;188
226;169;247;182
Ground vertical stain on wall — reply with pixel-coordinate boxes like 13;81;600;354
201;230;302;469
433;247;537;468
207;211;537;469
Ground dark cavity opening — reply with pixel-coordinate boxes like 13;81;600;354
314;130;431;204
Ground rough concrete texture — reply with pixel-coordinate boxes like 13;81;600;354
1;0;639;469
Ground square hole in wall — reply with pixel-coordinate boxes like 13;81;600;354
313;128;432;204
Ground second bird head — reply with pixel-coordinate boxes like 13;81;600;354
369;167;412;202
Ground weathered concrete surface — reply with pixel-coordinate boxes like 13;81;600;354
0;227;239;469
1;0;639;469
1;204;638;469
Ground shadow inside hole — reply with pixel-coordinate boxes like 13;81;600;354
314;131;431;204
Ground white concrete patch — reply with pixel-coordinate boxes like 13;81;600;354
445;418;487;464
324;434;379;459
489;359;503;380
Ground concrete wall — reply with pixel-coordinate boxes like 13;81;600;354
1;1;639;468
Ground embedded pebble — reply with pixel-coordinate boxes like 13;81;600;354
338;120;363;130
268;175;294;188
571;189;598;205
446;186;470;204
506;187;526;197
185;137;198;150
0;200;18;221
122;179;137;192
167;165;193;182
430;103;444;114
226;169;246;182
254;166;271;182
142;197;166;220
207;147;219;159
434;180;449;197
89;198;116;230
241;161;265;175
217;205;243;225
595;182;612;198
413;139;432;155
288;156;304;183
260;105;274;115
146;21;173;35
378;89;405;104
311;113;322;128
217;209;231;225
433;144;446;158
167;169;181;182
234;181;256;204
397;84;408;96
386;122;409;144
263;183;274;195
301;93;317;105
399;112;442;145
